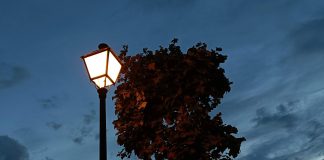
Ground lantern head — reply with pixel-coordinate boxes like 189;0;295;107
81;46;122;88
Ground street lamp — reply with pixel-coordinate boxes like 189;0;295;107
81;43;122;160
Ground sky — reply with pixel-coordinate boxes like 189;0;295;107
1;0;324;160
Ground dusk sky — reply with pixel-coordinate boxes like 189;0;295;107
1;0;324;160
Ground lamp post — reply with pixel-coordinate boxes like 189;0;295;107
81;43;122;160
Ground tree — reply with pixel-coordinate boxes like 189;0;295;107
113;39;245;160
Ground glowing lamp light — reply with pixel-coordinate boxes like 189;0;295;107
81;45;122;88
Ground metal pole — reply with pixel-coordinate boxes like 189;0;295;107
98;88;108;160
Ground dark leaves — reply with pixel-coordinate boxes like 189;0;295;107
113;40;245;159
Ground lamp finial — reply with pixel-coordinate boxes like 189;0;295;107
98;43;109;49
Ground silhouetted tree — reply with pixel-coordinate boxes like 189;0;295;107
113;39;245;160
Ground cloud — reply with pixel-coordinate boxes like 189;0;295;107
80;126;93;137
46;122;63;131
73;137;83;145
275;17;324;95
207;13;324;159
72;109;98;145
0;135;29;160
39;96;59;109
44;157;54;160
0;62;29;90
252;102;299;130
38;94;69;110
239;89;324;160
72;125;94;145
83;109;96;125
13;127;48;152
289;17;324;55
240;119;324;160
95;133;99;140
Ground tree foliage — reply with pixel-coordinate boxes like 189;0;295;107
113;39;245;160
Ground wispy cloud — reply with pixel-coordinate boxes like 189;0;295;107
289;17;324;55
38;95;66;109
46;122;63;131
0;62;29;90
224;13;324;158
252;102;299;130
83;109;96;125
38;96;59;109
72;137;84;145
44;157;54;160
13;128;48;153
72;126;94;145
72;109;98;145
239;89;324;159
0;135;29;160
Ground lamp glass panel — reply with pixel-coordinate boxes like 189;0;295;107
107;52;122;83
92;76;112;88
84;51;108;79
105;77;113;86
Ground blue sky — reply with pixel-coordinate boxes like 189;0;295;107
1;0;324;160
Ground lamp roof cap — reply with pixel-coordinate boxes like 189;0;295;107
98;43;109;49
